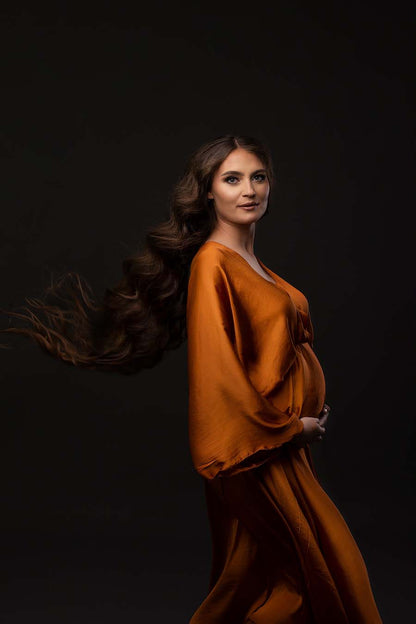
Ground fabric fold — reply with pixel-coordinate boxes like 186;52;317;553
186;244;305;479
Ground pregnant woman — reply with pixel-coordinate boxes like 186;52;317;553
185;136;382;623
1;134;383;623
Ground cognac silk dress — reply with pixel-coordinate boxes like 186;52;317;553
186;241;383;624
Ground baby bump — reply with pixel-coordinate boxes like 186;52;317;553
294;343;326;417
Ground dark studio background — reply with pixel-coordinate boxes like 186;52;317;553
0;2;414;622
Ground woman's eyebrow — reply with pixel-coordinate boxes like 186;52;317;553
220;169;267;177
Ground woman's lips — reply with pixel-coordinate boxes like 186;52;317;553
238;202;259;210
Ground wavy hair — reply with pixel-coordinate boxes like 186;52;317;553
0;134;275;374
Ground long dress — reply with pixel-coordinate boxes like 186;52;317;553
186;240;383;624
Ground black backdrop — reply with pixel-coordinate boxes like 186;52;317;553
1;2;414;622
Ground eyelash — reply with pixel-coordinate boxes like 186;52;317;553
224;173;267;184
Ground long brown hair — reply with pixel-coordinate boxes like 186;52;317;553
0;134;275;374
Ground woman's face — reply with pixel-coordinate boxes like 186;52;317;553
207;148;270;226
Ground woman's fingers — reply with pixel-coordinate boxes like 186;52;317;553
321;403;330;415
315;417;326;440
319;405;330;426
319;412;328;426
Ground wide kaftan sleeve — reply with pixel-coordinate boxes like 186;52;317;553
186;251;304;480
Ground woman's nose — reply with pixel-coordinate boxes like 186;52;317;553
243;180;256;196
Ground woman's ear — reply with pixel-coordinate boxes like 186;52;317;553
207;190;214;200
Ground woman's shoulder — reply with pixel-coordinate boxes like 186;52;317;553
190;242;231;275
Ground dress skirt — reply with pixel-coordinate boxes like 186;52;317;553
190;444;383;624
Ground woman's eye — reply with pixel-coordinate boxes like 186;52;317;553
224;174;266;184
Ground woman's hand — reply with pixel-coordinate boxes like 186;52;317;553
289;403;331;448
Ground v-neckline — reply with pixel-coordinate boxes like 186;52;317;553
202;240;277;286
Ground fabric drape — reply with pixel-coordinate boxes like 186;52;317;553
186;241;383;623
